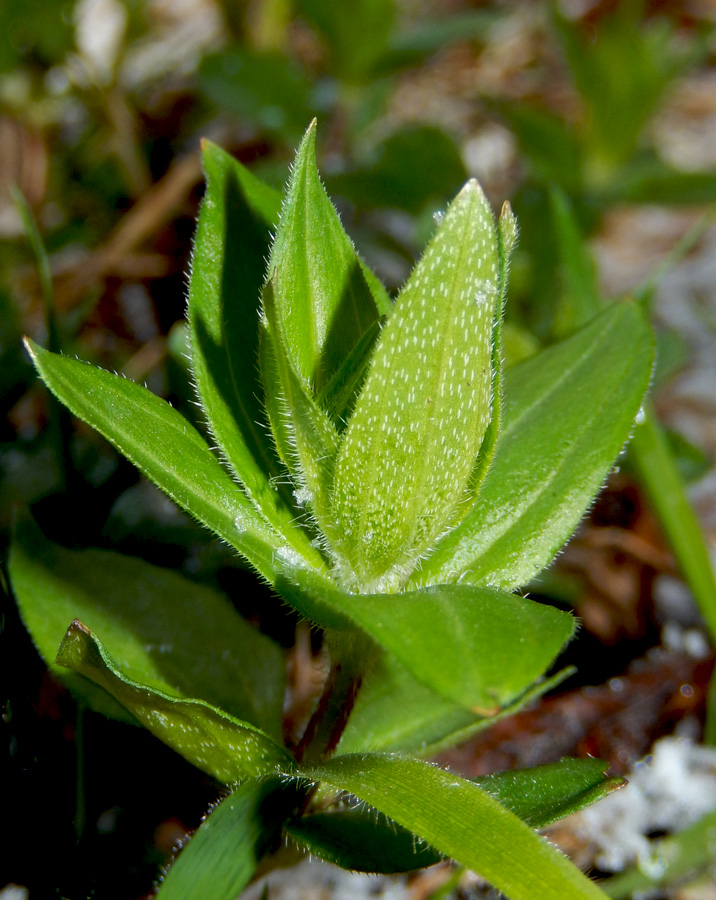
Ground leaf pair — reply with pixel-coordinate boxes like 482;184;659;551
259;126;518;592
220;120;516;596
157;754;620;900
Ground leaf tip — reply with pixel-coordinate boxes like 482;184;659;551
499;201;518;256
69;618;91;636
22;335;44;369
56;618;92;667
605;776;628;794
296;119;319;164
459;177;484;199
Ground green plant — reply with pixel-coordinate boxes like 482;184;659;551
11;122;654;898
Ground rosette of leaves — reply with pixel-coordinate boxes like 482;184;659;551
12;122;654;899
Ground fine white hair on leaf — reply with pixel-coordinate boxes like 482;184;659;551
330;178;502;593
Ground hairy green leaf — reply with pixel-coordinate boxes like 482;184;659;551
415;301;654;589
188;141;324;568
266;120;384;393
305;754;609;900
24;339;291;583
338;651;571;756
9;520;285;736
289;758;621;874
157;776;306;900
278;567;574;712
332;179;501;591
188;141;316;544
56;621;292;784
475;758;624;828
261;276;340;531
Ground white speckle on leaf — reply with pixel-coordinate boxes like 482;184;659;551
331;177;501;591
293;486;314;507
275;545;305;569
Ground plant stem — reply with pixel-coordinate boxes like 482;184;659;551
296;630;374;765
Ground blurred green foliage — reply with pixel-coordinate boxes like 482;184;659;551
0;0;74;72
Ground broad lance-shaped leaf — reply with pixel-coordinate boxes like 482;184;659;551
267;119;387;393
188;141;322;567
261;276;340;531
277;566;574;712
331;178;501;592
9;520;285;737
287;758;623;874
56;621;293;784
157;776;307;900
24;339;321;583
304;754;610;900
413;301;655;589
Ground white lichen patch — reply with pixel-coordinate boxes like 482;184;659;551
570;736;716;873
331;180;500;591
